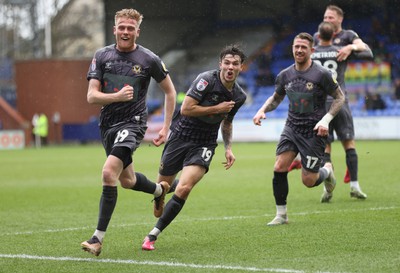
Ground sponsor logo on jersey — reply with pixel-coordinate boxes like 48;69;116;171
132;65;142;74
211;94;219;102
91;58;96;71
306;82;314;90
196;78;208;91
105;62;112;71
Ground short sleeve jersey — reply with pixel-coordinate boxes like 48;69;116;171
172;70;247;143
275;62;339;137
311;45;349;101
87;44;169;127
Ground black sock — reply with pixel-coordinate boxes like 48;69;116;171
97;186;118;231
272;171;288;206
155;194;185;232
168;179;179;193
346;148;358;181
132;172;156;194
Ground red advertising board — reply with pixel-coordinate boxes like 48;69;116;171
0;130;25;150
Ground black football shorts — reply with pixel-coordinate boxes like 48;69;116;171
159;133;217;176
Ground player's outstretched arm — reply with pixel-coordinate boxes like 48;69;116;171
337;38;370;61
253;92;284;126
221;119;235;170
153;75;176;147
352;44;374;60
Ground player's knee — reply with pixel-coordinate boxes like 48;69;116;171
102;167;118;185
274;162;289;172
175;183;193;199
301;176;316;188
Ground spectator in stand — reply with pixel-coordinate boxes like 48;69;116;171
32;113;48;147
255;67;275;88
255;52;275;88
395;79;400;101
391;53;400;100
365;92;386;110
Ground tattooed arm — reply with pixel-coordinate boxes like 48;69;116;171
253;92;285;126
327;86;345;117
314;86;345;136
221;119;235;170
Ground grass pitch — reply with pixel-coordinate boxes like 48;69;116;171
0;140;399;273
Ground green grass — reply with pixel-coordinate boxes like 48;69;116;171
1;141;399;273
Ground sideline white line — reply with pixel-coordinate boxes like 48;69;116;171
0;254;304;273
2;206;398;237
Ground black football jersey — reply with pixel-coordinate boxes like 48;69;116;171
314;29;360;47
87;44;169;127
311;45;349;101
275;62;339;137
172;70;247;143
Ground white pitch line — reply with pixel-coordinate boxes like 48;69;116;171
0;254;304;273
2;206;398;237
200;206;399;219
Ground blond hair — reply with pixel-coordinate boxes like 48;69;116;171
115;8;143;26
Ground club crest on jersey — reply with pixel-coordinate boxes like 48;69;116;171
334;38;341;44
196;78;208;91
306;82;314;90
132;65;142;74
